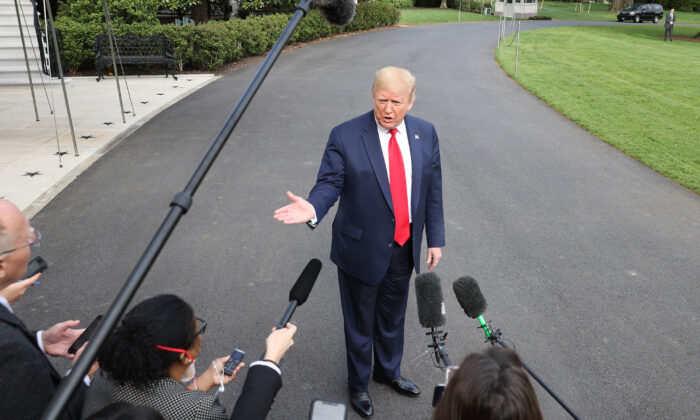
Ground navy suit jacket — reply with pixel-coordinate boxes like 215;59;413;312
308;111;445;283
0;305;86;420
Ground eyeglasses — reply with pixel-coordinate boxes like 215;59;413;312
196;317;207;336
0;227;41;256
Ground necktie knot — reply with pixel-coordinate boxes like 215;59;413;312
389;128;398;137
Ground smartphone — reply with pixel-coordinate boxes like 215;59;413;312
223;348;246;376
21;256;49;284
309;399;347;420
67;315;103;355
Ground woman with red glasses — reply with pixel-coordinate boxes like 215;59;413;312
82;294;295;420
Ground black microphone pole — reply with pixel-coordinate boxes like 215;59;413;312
481;326;580;420
42;1;316;418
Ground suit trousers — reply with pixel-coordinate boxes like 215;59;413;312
338;238;414;392
665;25;674;41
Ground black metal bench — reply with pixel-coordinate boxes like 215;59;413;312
93;33;177;82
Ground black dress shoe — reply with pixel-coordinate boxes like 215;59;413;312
373;375;421;396
350;391;373;418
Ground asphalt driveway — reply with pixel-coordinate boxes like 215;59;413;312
18;20;700;419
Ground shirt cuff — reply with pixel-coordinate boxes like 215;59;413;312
310;205;318;224
249;360;281;376
64;369;92;386
36;331;46;354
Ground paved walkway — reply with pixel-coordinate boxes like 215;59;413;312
0;74;217;217
9;20;700;420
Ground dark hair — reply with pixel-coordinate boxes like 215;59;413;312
433;347;543;420
98;294;197;386
86;402;164;420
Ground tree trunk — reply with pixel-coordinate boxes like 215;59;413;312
440;0;447;8
610;0;632;12
192;0;209;23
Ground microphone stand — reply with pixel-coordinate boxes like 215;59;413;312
427;328;450;367
42;1;313;418
478;322;581;420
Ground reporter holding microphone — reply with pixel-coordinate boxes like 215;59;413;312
82;295;296;420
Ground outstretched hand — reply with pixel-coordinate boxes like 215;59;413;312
273;191;314;224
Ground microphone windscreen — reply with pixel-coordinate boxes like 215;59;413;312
313;0;356;26
289;259;322;305
453;276;487;319
415;272;446;328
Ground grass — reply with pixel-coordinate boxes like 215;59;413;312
399;7;499;25
495;25;700;193
537;1;700;24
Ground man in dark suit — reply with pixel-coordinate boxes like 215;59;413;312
0;198;92;419
274;67;445;417
665;8;676;41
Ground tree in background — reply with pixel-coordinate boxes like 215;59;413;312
58;0;161;25
237;0;297;17
610;0;633;11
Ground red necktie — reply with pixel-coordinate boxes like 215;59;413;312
389;128;410;246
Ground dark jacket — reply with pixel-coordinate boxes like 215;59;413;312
0;305;86;420
665;13;676;28
307;111;446;283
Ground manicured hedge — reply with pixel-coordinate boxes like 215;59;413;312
55;2;400;72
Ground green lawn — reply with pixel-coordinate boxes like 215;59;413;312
496;25;700;193
399;7;499;25
538;1;700;24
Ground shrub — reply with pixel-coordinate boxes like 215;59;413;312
58;0;160;25
450;0;485;13
55;2;399;72
528;15;552;20
371;0;415;8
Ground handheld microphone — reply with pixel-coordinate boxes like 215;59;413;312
313;0;356;26
452;276;492;339
415;273;450;368
451;276;581;420
278;258;322;329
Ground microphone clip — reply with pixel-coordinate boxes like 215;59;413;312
477;319;502;344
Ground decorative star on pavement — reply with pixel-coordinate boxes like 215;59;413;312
55;151;68;156
23;171;41;177
141;101;148;104
103;122;113;125
157;93;164;96
81;135;95;140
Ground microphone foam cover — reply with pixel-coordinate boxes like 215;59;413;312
289;259;322;305
415;272;446;328
453;276;487;319
313;0;356;26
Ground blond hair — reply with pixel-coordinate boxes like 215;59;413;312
372;66;416;103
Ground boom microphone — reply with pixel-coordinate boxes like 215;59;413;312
278;258;322;328
415;272;446;328
313;0;356;26
451;276;581;419
453;276;491;339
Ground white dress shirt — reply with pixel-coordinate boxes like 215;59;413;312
376;118;413;222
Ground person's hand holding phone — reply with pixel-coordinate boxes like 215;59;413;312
196;356;244;392
0;273;40;304
73;342;99;380
42;320;84;358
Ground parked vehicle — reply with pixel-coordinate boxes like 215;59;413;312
617;4;664;23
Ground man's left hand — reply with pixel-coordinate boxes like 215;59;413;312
42;320;84;358
426;247;442;270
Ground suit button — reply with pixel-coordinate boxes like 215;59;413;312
388;242;393;248
391;218;395;223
